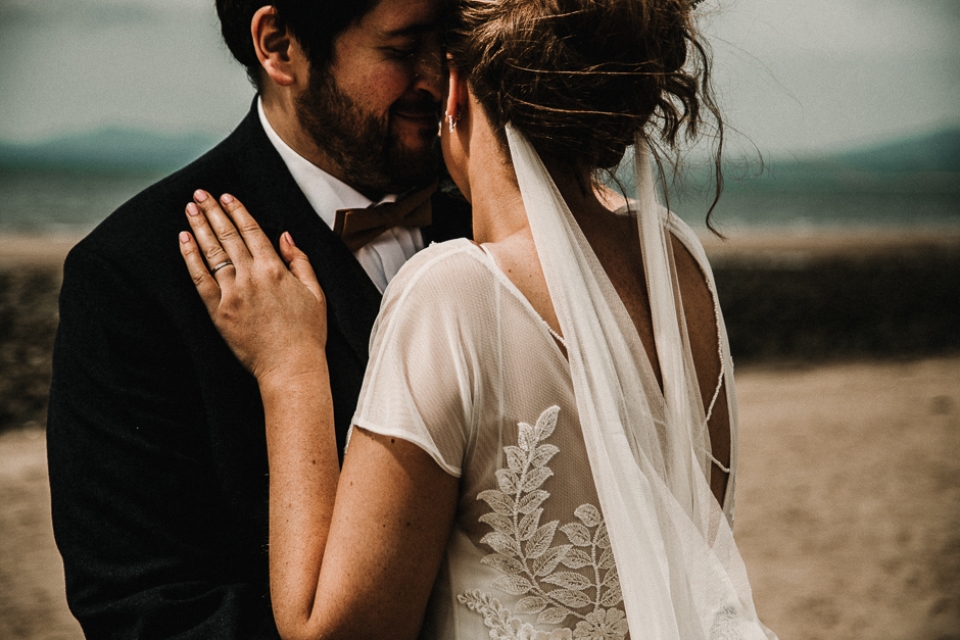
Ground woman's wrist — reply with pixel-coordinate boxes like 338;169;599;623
256;352;330;396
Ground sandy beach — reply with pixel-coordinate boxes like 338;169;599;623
1;230;958;639
3;358;957;639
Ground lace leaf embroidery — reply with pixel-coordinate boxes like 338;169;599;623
459;406;628;640
459;591;575;640
561;549;592;570
533;544;572;577
542;572;593;590
574;504;602;527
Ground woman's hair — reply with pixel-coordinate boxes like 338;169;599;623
445;0;722;179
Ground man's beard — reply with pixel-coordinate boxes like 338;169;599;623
296;65;441;196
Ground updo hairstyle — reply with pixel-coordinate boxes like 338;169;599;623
444;0;720;173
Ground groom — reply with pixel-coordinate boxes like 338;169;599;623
46;0;469;638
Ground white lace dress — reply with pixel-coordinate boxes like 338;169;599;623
350;208;740;640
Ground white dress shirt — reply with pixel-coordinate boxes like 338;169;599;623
257;99;425;293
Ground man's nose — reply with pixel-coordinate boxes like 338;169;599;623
413;40;444;102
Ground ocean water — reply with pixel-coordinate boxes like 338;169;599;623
1;167;959;237
689;189;960;232
0;169;168;236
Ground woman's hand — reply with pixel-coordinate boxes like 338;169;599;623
179;190;327;384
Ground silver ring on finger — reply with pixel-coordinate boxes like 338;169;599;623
210;260;234;275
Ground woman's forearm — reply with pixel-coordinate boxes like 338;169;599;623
177;192;453;638
259;360;339;640
259;361;458;640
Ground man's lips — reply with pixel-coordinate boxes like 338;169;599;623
392;102;440;124
393;110;439;123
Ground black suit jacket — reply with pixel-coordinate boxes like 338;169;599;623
46;102;471;639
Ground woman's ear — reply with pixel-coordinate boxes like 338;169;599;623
444;65;468;131
251;6;301;87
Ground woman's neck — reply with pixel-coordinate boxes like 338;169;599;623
467;140;607;244
458;120;522;244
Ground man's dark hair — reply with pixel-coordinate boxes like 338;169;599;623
216;0;380;87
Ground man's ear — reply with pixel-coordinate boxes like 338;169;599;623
251;6;302;87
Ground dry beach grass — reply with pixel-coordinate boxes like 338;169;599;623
0;230;958;639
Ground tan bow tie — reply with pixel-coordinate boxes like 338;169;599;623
333;181;437;252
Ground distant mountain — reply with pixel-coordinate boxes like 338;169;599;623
826;128;960;173
718;128;960;194
0;128;220;173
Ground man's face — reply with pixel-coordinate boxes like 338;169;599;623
297;0;445;196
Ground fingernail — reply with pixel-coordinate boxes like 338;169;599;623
186;202;200;216
283;231;295;247
179;231;191;244
194;190;208;202
220;193;234;204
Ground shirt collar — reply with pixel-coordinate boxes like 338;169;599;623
257;98;396;229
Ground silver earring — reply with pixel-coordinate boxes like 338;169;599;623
447;110;461;133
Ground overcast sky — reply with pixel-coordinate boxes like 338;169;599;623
0;0;957;156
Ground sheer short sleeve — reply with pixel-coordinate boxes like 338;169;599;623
350;240;496;477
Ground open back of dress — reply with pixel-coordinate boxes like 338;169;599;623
351;127;775;639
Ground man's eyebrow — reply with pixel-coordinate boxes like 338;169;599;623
381;21;438;38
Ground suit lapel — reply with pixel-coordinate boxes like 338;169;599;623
227;105;383;364
281;211;383;362
423;181;473;245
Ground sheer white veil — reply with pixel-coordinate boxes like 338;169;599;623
505;124;776;639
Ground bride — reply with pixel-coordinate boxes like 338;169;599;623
179;0;776;637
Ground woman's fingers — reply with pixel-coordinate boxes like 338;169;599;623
280;232;325;303
217;193;279;261
190;190;252;269
179;231;221;313
185;201;238;278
